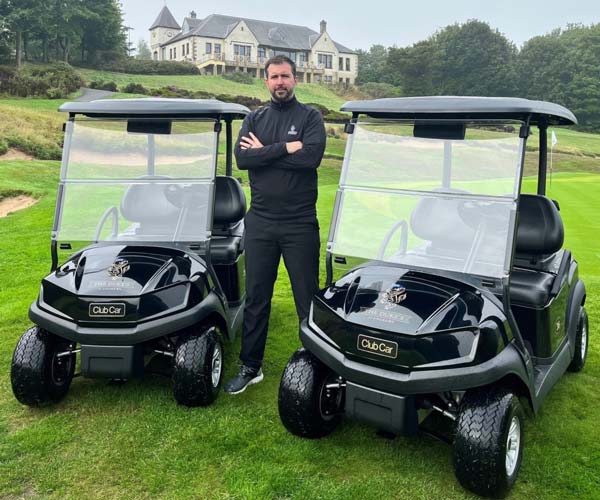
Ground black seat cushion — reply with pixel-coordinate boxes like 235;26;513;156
516;194;563;256
510;268;555;307
210;236;241;263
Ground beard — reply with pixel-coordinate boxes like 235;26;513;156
270;86;294;102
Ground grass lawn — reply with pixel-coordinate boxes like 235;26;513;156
0;150;599;499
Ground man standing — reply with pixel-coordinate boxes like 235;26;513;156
224;55;326;394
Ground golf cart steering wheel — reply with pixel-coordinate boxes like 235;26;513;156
93;206;119;242
458;200;506;230
376;220;408;261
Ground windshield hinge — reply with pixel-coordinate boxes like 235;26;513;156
344;122;355;134
519;125;530;138
214;122;222;133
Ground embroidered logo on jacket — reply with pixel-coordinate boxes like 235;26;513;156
287;125;298;136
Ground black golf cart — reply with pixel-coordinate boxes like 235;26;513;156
278;97;589;497
11;98;249;407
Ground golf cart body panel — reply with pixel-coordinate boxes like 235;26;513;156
18;98;250;387
301;96;583;417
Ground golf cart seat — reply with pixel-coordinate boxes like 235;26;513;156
210;176;246;263
120;178;180;235
510;194;564;307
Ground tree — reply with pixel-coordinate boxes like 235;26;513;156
356;44;389;84
136;39;152;60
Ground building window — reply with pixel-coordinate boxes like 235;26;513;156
234;44;251;58
169;48;172;59
339;57;343;70
214;44;221;55
173;47;176;59
258;47;266;60
299;52;308;64
187;43;190;55
325;75;333;83
206;42;212;54
346;58;350;71
318;53;332;69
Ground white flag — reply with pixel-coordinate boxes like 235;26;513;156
551;130;558;146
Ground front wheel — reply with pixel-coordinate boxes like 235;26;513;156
453;387;524;498
172;326;223;407
11;326;76;406
278;348;343;439
568;306;588;372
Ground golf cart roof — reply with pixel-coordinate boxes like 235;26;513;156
59;98;250;119
341;96;577;126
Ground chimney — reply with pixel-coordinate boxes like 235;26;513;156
190;11;197;19
320;20;326;34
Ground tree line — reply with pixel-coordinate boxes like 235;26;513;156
0;0;126;67
356;20;600;130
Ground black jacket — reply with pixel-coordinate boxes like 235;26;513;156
234;96;326;220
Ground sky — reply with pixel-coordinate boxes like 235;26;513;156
122;0;599;52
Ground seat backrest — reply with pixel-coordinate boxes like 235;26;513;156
515;194;563;257
120;179;178;225
213;176;246;227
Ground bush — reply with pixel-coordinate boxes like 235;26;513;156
121;82;149;95
358;82;403;99
0;62;83;98
306;102;330;116
89;80;118;92
215;93;265;109
222;71;255;85
0;138;8;155
98;58;200;75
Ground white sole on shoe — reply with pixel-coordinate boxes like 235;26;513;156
227;372;264;395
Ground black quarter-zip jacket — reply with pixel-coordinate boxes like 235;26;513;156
234;96;326;220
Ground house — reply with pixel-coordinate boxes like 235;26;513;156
149;6;358;84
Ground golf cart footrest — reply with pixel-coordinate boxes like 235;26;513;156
345;381;418;435
80;345;144;379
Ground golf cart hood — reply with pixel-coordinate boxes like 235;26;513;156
36;245;210;325
311;265;508;369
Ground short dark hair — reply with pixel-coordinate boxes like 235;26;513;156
265;55;297;78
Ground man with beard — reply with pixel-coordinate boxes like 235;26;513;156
224;55;326;394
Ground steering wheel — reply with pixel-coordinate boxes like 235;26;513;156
94;206;119;242
376;220;408;260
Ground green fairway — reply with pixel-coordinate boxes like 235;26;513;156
0;153;599;499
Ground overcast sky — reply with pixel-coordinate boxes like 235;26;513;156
122;0;599;51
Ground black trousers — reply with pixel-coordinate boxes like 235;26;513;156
240;210;320;370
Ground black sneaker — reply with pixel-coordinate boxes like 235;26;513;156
223;365;264;394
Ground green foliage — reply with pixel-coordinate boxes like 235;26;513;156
0;137;8;155
89;80;118;91
97;58;200;75
358;82;403;99
356;45;390;84
222;71;255;85
121;82;149;95
135;39;152;61
0;62;83;98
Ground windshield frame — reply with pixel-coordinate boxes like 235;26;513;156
328;117;527;280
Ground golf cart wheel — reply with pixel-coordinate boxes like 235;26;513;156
172;326;223;407
278;348;342;439
453;387;524;498
11;326;76;406
568;306;588;372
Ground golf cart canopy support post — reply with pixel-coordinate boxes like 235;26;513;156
538;125;548;195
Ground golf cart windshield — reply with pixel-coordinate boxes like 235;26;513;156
55;118;217;245
330;119;525;278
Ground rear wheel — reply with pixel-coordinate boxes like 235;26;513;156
278;348;343;439
453;387;524;498
568;306;588;372
172;326;223;407
11;326;76;406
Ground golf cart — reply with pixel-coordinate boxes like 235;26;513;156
278;97;588;497
11;98;249;407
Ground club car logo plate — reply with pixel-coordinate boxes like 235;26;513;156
357;334;398;359
89;303;126;318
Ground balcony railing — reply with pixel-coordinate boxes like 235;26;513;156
195;54;325;72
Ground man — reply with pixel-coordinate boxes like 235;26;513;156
224;55;326;394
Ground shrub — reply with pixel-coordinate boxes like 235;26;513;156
215;94;265;109
306;102;330;116
89;80;118;92
0;138;8;155
98;58;200;75
0;62;83;98
358;82;403;99
222;71;255;85
121;82;149;95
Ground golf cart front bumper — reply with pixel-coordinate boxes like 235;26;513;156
300;318;528;397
